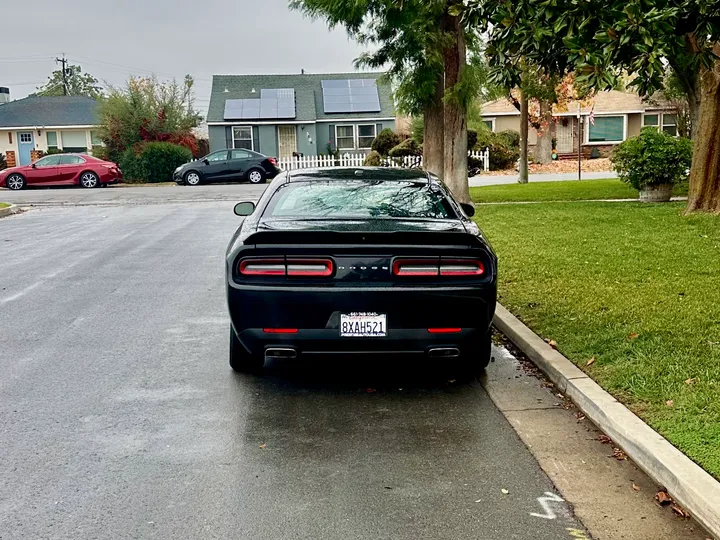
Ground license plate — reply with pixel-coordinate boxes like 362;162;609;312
340;312;387;337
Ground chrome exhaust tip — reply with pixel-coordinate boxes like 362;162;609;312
265;347;298;359
427;347;460;358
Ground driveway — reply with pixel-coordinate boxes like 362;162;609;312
0;203;588;539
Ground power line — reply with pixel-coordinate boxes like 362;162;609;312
55;54;69;95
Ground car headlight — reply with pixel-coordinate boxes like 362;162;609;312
175;166;183;172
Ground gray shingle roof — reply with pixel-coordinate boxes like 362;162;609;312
0;96;99;128
207;72;394;123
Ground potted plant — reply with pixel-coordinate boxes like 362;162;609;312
611;127;693;202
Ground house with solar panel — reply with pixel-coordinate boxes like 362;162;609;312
206;72;395;160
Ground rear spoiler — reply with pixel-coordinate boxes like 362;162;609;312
243;230;481;247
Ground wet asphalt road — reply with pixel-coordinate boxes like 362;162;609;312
0;203;586;539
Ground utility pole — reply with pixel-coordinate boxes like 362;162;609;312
55;54;68;95
577;103;582;181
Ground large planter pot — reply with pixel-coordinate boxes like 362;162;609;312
639;183;673;203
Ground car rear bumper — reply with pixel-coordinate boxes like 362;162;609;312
227;284;496;356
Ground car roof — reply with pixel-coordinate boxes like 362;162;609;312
285;167;433;183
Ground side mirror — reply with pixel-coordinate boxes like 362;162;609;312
234;201;256;216
460;202;475;217
202;158;209;165
31;163;37;169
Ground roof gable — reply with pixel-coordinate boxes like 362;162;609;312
207;72;394;123
0;96;99;128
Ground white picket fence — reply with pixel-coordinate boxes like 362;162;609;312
277;148;490;173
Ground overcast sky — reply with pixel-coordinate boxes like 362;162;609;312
0;0;369;117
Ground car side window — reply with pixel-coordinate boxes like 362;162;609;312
207;151;228;162
59;155;85;165
35;155;62;167
230;150;252;160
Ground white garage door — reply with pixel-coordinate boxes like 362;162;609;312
60;131;88;150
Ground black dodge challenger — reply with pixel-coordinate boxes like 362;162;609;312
225;168;497;374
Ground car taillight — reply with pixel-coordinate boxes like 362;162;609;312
268;157;278;166
392;258;485;277
239;258;333;276
392;259;439;276
439;260;484;276
428;328;462;333
239;258;286;275
286;259;333;276
263;328;298;334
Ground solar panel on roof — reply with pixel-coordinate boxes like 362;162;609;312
321;79;381;114
224;88;296;120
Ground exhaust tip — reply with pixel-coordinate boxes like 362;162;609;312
428;347;460;358
265;347;298;359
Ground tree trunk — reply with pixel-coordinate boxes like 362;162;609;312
686;55;720;213
519;88;529;184
423;72;445;178
442;5;470;203
534;99;553;164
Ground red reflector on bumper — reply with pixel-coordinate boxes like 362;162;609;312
427;328;462;333
263;328;299;334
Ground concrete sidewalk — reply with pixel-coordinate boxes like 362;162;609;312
470;171;616;187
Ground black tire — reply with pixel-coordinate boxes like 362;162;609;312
247;168;266;184
229;326;264;373
457;328;493;379
79;171;99;188
184;170;202;186
6;173;26;190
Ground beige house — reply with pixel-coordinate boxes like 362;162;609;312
0;93;101;167
481;90;678;157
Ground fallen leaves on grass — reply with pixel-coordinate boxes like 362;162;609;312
548;340;558;349
666;400;674;408
586;356;596;366
628;333;640;340
655;490;672;506
684;378;697;385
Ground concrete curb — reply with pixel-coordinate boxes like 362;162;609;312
0;204;18;218
493;303;720;538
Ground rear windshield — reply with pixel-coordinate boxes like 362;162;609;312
264;181;456;219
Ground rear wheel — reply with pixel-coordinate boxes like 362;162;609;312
457;328;493;379
80;171;99;188
229;326;264;373
247;168;266;184
6;174;26;190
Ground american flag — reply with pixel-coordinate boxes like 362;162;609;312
589;107;595;126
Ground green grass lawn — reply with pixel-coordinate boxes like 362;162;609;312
476;201;720;478
471;179;688;203
0;202;9;209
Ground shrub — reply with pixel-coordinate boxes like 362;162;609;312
612;128;693;190
496;130;520;148
475;129;520;170
388;138;422;158
91;145;109;161
371;128;401;156
411;116;424;144
363;150;382;166
467;129;478;151
118;147;146;183
140;142;193;183
0;153;6;171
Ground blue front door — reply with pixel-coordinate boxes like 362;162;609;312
18;131;34;165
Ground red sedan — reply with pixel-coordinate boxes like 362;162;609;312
0;154;123;190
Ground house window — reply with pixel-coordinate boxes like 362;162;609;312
642;114;659;129
19;133;32;144
336;125;355;150
588;116;624;143
483;119;496;131
662;114;678;137
357;124;377;148
90;130;102;146
233;126;253;150
47;131;58;150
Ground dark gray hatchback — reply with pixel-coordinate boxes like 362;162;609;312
174;149;280;186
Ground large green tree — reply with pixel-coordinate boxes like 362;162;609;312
36;65;103;99
290;0;478;203
457;0;720;212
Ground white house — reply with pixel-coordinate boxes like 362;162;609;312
0;91;101;167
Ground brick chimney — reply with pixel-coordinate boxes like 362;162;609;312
0;87;9;104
